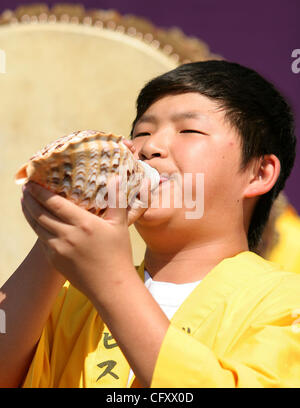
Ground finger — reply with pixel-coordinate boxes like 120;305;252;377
122;139;136;153
23;182;93;226
103;175;128;225
21;197;56;242
128;177;151;209
22;188;69;236
127;202;147;226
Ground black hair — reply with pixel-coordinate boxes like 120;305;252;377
130;60;296;251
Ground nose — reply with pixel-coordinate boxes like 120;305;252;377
137;132;169;161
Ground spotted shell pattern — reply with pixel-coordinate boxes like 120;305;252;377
15;130;158;216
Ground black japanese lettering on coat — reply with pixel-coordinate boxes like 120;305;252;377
103;332;118;349
97;360;119;381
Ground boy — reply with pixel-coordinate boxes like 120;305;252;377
1;60;300;388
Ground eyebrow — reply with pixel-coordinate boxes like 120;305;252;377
137;111;206;124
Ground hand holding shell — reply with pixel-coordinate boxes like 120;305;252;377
15;130;159;216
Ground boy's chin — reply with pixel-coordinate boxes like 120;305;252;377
134;206;175;227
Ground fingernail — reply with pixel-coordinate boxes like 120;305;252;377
26;182;33;192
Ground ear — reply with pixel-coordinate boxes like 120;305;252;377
243;154;281;198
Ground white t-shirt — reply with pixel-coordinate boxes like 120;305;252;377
127;270;201;386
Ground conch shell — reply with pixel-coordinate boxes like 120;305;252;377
15;130;160;215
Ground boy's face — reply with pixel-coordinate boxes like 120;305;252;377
131;92;253;240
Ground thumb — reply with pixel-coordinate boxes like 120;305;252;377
127;177;151;226
103;175;128;225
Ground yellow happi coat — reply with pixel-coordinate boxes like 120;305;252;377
267;205;300;275
22;251;300;388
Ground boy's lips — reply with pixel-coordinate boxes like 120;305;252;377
143;162;175;185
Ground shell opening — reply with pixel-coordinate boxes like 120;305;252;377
15;164;29;185
138;161;160;191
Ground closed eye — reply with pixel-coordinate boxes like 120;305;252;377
133;132;151;138
180;129;208;135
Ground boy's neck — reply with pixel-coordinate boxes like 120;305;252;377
143;237;249;284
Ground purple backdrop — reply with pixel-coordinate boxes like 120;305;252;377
1;0;299;211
